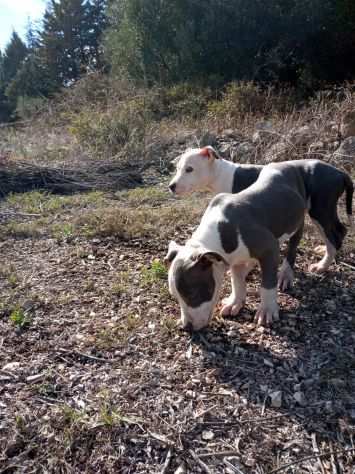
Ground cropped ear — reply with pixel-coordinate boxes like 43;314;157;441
164;241;182;265
200;146;221;160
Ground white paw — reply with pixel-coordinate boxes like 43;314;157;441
254;302;279;326
277;269;294;291
277;260;294;291
308;261;329;273
220;295;245;316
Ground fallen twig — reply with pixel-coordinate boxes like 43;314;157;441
161;448;173;474
200;413;290;427
223;458;246;474
270;447;355;473
148;430;175;447
189;449;213;474
198;451;241;459
340;261;355;271
0;210;41;217
56;348;116;363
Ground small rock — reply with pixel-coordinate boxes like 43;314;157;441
293;391;306;406
202;430;215;441
253;121;274;142
200;131;217;147
269;390;282;408
219;143;233;155
148;307;159;316
2;362;21;372
222;129;238;138
235;142;255;162
309;141;324;151
263;358;274;368
174;461;187;474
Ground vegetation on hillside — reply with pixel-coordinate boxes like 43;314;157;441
1;0;355;122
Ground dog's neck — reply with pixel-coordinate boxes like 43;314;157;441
207;158;236;194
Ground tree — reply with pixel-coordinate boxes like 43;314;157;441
104;0;355;87
0;32;28;120
85;0;108;69
40;0;108;88
1;31;28;86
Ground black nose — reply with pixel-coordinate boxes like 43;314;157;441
169;183;176;193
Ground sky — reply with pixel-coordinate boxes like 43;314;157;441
0;0;46;51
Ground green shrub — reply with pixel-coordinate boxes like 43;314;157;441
9;305;31;328
208;81;296;122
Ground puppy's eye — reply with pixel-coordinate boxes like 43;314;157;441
186;166;194;173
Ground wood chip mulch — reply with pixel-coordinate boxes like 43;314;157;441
0;224;354;473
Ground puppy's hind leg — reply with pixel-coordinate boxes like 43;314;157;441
278;222;304;291
309;217;341;273
309;196;346;273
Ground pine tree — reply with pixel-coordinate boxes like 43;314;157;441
85;0;108;69
40;0;107;87
2;31;28;86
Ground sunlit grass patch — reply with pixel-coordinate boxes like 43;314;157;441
0;220;45;239
76;202;203;240
111;271;130;296
140;259;167;285
6;190;105;215
9;305;31;329
116;186;170;207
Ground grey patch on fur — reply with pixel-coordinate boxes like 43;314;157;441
209;164;308;288
175;258;215;308
232;165;263;193
229;159;353;253
218;216;239;253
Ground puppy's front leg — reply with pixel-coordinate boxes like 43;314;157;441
255;238;280;326
221;261;255;316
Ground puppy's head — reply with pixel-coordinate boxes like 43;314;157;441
167;240;226;331
168;146;221;195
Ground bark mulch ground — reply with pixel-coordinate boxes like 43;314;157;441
0;198;354;473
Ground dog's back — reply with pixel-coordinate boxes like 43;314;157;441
194;163;307;252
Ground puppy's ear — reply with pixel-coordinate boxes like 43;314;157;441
196;251;226;267
200;146;221;160
164;241;182;266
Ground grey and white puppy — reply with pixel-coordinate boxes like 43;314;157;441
169;147;353;276
166;161;346;331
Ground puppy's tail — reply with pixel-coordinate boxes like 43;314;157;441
344;173;354;228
